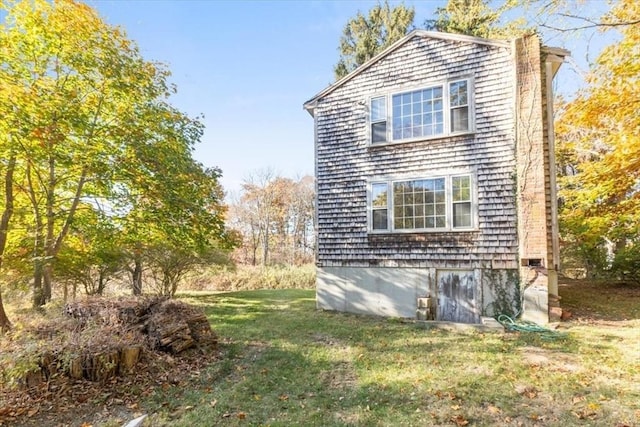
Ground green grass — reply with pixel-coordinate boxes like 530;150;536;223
140;286;640;427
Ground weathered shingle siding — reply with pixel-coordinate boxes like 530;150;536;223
315;36;519;270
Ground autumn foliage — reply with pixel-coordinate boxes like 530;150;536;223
0;0;233;327
556;0;640;281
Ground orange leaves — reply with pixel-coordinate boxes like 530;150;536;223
450;414;469;426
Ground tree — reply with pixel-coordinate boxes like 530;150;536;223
0;0;233;306
229;172;314;266
334;1;415;80
425;0;529;39
55;209;126;298
555;0;640;278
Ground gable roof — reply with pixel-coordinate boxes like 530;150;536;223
303;30;569;116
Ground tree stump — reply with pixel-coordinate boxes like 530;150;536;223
68;357;83;379
119;346;142;374
85;351;120;382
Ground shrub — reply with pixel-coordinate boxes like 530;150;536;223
185;264;315;292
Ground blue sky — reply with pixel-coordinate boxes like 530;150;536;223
87;0;616;197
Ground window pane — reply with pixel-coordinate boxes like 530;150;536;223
372;183;388;207
451;107;469;132
415;217;424;229
453;202;472;228
425;192;434;204
373;209;388;230
424;125;433;136
436;216;446;228
372;121;387;143
450;81;468;107
371;96;386;121
393;104;401;118
394;217;403;229
452;176;471;202
404;192;414;204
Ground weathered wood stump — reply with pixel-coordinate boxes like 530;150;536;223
119;346;142;374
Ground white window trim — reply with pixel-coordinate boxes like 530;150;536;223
367;76;475;146
367;172;478;234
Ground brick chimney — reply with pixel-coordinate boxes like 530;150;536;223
514;35;563;324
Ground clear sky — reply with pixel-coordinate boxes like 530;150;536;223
87;0;616;197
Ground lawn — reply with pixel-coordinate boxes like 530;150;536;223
138;280;639;427
1;278;638;426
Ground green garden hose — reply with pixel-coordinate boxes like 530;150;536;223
496;314;567;340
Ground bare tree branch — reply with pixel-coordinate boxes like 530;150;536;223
540;12;640;32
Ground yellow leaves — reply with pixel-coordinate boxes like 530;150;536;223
556;0;640;244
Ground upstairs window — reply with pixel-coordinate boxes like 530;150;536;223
369;78;472;145
368;174;475;233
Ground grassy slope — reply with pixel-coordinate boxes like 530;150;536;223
142;283;639;427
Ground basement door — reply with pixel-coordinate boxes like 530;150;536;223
436;270;479;324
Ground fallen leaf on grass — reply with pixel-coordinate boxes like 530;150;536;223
450;414;469;426
237;412;246;419
573;410;598;420
210;399;217;407
487;405;501;414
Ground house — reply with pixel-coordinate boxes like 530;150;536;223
303;30;570;324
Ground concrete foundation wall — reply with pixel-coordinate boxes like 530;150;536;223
317;267;433;318
318;266;520;320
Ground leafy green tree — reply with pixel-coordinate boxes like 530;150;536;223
55;209;126;297
0;0;233;307
425;0;529;39
334;1;415;80
556;0;640;278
